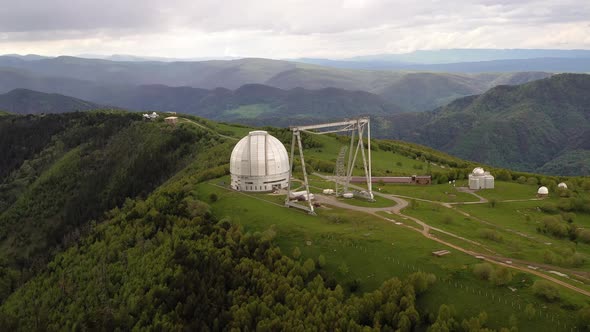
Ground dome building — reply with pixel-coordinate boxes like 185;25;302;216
230;130;290;192
468;167;494;190
537;186;549;197
558;182;568;189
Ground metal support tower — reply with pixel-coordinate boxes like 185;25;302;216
285;117;373;214
334;146;348;196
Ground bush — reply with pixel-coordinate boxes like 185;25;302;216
442;216;453;224
578;230;590;244
527;177;539;185
317;255;326;268
516;176;527;184
478;229;503;242
540;203;559;214
292;247;301;260
524;304;536;320
406;272;437;295
578;306;590;331
532;280;560;302
473;263;494;280
491;267;512;286
209;193;218;203
541;216;570;238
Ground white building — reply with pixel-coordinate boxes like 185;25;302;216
558;182;568;189
537;186;549;197
230;130;290;192
468;167;495;190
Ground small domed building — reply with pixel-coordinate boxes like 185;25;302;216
537;186;549;197
230;130;290;192
468;167;494;190
558;182;568;189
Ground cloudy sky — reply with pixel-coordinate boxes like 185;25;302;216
1;0;589;58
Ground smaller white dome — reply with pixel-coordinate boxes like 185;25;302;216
472;167;485;176
558;182;568;189
538;186;549;195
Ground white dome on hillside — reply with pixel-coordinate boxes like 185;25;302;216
472;167;485;176
537;186;549;195
469;167;494;190
230;130;289;192
558;182;568;189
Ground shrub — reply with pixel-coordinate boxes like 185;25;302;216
317;255;326;268
491;267;512;286
578;306;590;331
541;216;570;238
517;176;527;184
524;304;536;320
527;177;539;185
442;215;453;224
478;229;503;242
406;272;437;295
578;230;590;244
540;203;559;214
292;247;301;260
473;263;494;280
209;193;218;203
532;280;560;302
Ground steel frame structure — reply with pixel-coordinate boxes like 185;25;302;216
285;117;373;214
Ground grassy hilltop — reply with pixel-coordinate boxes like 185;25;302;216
1;111;590;330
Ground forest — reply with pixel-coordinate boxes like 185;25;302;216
1;111;588;330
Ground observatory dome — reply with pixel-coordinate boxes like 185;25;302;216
537;186;549;195
472;167;485;176
558;182;568;189
230;130;290;192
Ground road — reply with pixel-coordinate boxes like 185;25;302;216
179;117;239;141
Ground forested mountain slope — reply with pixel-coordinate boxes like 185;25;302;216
0;89;104;114
0;111;489;331
0;112;228;302
2;111;590;330
377;74;590;176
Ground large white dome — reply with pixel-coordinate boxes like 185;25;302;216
538;186;549;195
230;130;290;192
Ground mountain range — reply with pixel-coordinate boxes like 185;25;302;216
296;49;590;72
376;74;590;175
0;89;103;114
0;55;551;112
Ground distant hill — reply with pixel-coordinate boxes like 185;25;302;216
0;89;103;114
377;74;590;175
0;55;551;112
296;49;590;72
347;49;590;64
101;84;401;126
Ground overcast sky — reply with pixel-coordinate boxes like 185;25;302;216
1;0;589;59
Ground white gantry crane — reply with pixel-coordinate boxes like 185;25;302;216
285;117;374;214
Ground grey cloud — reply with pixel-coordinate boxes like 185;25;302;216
0;0;588;57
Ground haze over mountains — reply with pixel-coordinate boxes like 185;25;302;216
0;53;551;113
1;49;589;175
296;49;590;72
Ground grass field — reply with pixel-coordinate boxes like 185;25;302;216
457;201;590;267
303;134;444;176
377;183;480;202
223;104;274;119
475;181;543;201
197;179;589;331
